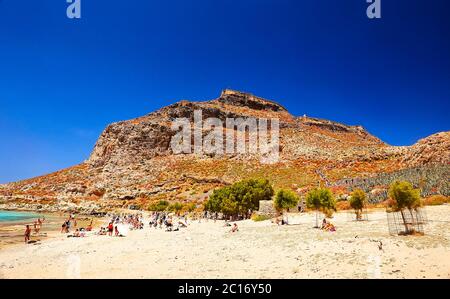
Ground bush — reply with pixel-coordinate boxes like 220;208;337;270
185;202;197;212
168;202;184;213
148;200;170;212
423;195;449;206
274;189;299;212
251;214;272;222
204;178;274;218
336;201;351;210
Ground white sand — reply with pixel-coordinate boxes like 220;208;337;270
0;205;449;279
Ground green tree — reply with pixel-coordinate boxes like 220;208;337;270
204;179;274;219
349;189;367;221
306;188;336;227
274;189;299;213
388;181;422;234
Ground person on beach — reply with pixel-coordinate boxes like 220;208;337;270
321;218;336;232
61;221;68;233
230;223;239;233
86;220;93;232
24;225;31;243
321;218;327;230
65;219;71;233
108;222;114;236
34;221;38;234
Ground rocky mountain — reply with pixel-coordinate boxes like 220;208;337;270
0;90;448;213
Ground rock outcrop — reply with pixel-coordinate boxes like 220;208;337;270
0;89;448;212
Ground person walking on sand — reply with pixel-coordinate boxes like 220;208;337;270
37;218;42;232
24;225;31;243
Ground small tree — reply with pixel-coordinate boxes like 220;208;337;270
306;188;336;228
388;181;422;234
274;189;299;213
148;200;169;212
349;189;367;220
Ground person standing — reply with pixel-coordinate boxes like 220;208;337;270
24;225;31;243
108;222;114;236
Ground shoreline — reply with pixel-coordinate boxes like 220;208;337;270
0;210;105;250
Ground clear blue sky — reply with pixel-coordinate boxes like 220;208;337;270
0;0;449;183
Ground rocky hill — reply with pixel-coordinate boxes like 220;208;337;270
0;90;448;213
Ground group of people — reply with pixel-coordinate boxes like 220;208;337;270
61;214;94;238
24;210;242;244
148;212;188;232
61;214;78;233
24;217;45;244
99;214;144;237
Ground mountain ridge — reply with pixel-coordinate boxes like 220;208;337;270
0;90;448;213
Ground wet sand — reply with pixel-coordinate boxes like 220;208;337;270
0;213;96;249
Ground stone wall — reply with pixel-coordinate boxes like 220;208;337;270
258;199;306;216
333;163;449;203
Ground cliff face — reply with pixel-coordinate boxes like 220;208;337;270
1;90;448;213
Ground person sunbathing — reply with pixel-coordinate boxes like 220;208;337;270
230;223;239;233
178;220;187;228
327;223;336;232
321;219;336;232
321;218;328;230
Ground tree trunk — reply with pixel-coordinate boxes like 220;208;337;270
400;209;410;234
315;210;319;228
408;208;418;234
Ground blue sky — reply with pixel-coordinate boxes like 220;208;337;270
0;0;449;183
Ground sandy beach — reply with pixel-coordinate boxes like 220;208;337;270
0;205;449;279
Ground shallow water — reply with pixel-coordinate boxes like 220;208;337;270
0;210;39;222
0;211;94;248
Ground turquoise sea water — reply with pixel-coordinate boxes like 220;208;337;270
0;210;39;222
